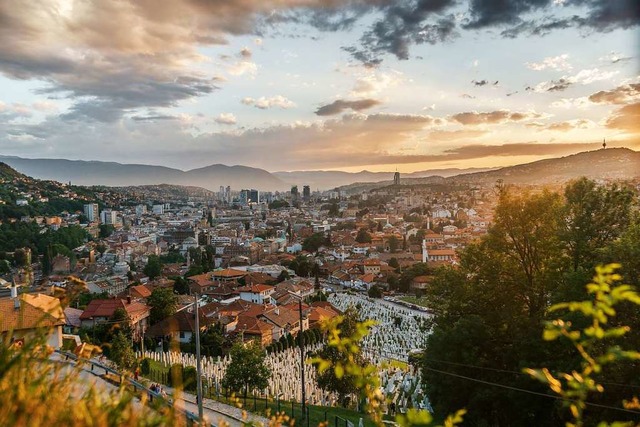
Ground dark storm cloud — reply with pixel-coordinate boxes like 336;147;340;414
315;99;382;116
464;0;553;29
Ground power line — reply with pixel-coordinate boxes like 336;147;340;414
423;366;640;416
422;357;640;390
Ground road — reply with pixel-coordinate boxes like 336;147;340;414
51;353;267;427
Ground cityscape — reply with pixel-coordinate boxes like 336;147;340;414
0;1;639;427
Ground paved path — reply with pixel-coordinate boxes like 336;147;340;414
158;384;270;427
52;353;268;427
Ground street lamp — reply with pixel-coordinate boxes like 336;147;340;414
287;291;307;422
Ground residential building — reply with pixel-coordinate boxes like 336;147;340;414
84;203;99;222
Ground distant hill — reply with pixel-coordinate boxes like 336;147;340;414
273;167;496;190
0;162;28;181
0;156;288;191
449;148;640;185
110;184;216;199
336;148;640;193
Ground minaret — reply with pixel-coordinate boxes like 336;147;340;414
422;239;428;263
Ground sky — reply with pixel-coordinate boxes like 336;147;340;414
0;0;638;173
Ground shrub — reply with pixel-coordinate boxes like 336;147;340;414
140;358;151;375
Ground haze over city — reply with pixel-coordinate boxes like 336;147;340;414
0;1;638;172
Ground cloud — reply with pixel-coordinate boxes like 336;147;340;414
226;60;258;76
472;79;499;86
526;54;572;71
241;96;296;109
469;0;639;37
351;71;403;97
345;2;459;64
240;48;252;59
606;102;640;134
451;110;541;125
315;99;381;116
550;97;590;109
531;68;618;92
588;83;640;105
599;51;632;64
544;119;595;132
215;113;237;125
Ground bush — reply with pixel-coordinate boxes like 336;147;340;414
140;358;151;375
183;366;197;392
168;363;184;388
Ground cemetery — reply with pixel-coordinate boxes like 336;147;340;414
137;292;432;413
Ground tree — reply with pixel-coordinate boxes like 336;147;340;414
147;287;177;324
98;224;115;238
388;257;399;270
355;228;372;244
277;270;290;282
388;236;399;253
143;255;162;280
418;187;597;426
368;285;382;298
328;202;340;217
562;178;634;271
110;331;135;371
303;233;326;252
222;341;271;398
314;306;368;406
172;276;191;295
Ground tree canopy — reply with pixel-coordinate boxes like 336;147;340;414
419;180;639;426
147;287;177;324
221;340;271;397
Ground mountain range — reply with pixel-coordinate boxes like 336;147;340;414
1;148;638;192
336;147;640;193
0;155;494;191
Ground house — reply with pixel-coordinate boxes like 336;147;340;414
212;268;247;283
0;291;65;349
362;259;381;275
145;309;211;344
237;284;274;305
80;298;150;340
235;315;274;345
411;275;432;294
128;284;152;300
260;306;307;341
63;307;83;334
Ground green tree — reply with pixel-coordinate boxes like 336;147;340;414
98;224;115;238
172;276;191;295
143;255;163;280
314;306;367;406
110;331;136;371
388;236;399;253
303;233;327;252
562;178;634;272
221;341;271;398
147;287;177;324
328;202;340;217
355;228;372;244
388;257;399;270
368;285;382;298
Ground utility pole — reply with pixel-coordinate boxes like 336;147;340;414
194;293;204;420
